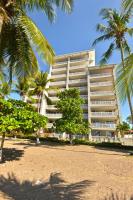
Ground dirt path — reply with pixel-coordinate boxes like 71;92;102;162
0;140;133;200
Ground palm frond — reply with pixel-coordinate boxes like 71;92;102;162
92;34;111;46
100;43;115;65
18;14;55;65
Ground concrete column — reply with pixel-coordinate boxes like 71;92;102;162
87;71;92;140
66;57;70;89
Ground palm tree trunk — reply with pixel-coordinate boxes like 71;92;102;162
120;42;133;126
0;133;5;162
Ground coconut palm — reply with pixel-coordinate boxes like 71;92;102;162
14;79;32;102
122;0;133;11
30;71;52;114
116;121;130;136
29;71;53;143
0;0;73;83
93;8;133;125
0;82;11;99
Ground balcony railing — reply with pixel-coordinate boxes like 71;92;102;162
52;74;66;78
69;65;88;70
81;95;88;99
46;105;57;109
52;67;66;72
92;123;116;129
90;73;112;78
69;79;86;84
69;72;87;76
50;81;66;86
91;101;116;105
90;91;114;96
90;81;113;87
91;112;116;117
82;104;88;109
46;113;62;119
47;123;53;128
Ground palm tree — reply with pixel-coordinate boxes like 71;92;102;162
30;71;53;143
116;121;130;136
126;115;132;124
93;8;133;125
14;79;31;102
0;0;73;83
31;71;52;114
122;0;133;11
0;82;11;99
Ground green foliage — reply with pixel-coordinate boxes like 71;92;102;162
0;98;47;134
116;121;130;135
54;89;90;135
0;0;73;83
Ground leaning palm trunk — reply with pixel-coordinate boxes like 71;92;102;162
36;93;43;144
0;133;5;162
120;43;133;125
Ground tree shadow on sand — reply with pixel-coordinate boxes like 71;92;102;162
0;173;94;200
102;193;133;200
1;148;24;164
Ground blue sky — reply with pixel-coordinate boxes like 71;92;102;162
28;0;132;121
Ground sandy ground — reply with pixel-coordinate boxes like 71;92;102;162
0;140;133;200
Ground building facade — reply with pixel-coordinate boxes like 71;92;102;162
45;50;120;136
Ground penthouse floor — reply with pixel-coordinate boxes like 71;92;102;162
0;140;133;200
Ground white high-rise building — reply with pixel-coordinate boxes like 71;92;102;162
44;50;120;136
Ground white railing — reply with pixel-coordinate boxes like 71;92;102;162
69;65;88;70
52;74;66;78
70;58;89;64
82;105;88;109
81;95;88;99
51;81;66;86
53;61;68;66
91;112;116;117
90;73;112;77
69;72;87;76
47;123;53;128
92;123;116;129
50;97;59;101
76;87;87;91
46;105;57;109
69;79;86;84
52;67;66;72
91;101;116;105
90;91;114;95
46;113;62;118
90;81;113;86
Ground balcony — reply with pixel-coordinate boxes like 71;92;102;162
46;105;57;110
47;123;53;128
92;123;116;130
52;74;66;79
69;65;88;71
91;112;116;118
90;91;114;96
70;58;89;65
53;61;68;67
69;72;87;77
91;100;116;105
46;113;62;119
69;79;86;85
81;95;88;100
82;104;88;109
50;97;59;102
90;73;112;78
52;67;66;72
50;81;66;86
48;88;65;95
90;81;113;87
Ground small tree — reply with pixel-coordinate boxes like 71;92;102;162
116;121;130;137
0;99;47;162
53;89;90;144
